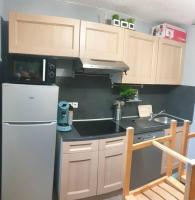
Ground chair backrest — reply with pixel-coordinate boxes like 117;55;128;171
123;120;195;200
178;120;195;181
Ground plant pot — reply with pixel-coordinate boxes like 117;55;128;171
121;21;129;28
112;19;120;27
129;23;135;30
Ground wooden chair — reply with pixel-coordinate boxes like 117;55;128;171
178;120;195;183
123;120;195;200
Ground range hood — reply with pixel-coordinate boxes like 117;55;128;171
75;58;129;74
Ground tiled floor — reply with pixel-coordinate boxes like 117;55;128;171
53;190;122;200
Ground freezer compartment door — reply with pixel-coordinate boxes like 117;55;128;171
2;83;59;122
1;122;57;200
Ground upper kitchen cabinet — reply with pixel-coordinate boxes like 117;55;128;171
122;30;158;84
9;12;80;57
156;39;185;85
80;21;124;61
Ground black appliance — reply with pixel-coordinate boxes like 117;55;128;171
6;55;56;85
73;120;125;137
131;130;164;189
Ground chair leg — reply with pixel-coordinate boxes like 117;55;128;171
178;121;190;181
166;120;177;176
184;162;195;200
123;128;134;198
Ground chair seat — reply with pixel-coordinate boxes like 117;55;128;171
125;176;185;200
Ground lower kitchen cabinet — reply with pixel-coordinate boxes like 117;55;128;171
97;147;125;195
60;151;98;200
57;136;126;200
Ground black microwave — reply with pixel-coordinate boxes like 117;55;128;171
6;55;56;85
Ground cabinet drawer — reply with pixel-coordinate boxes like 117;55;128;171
99;136;125;151
63;140;99;153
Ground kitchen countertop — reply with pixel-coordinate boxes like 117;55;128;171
58;116;186;141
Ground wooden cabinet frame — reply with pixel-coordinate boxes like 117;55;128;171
9;12;80;57
156;38;185;85
98;147;125;194
122;31;185;85
57;136;126;200
80;21;124;61
122;30;158;84
9;12;185;85
60;151;98;200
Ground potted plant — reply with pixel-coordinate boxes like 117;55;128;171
112;14;120;27
120;18;128;28
127;18;135;30
119;85;137;101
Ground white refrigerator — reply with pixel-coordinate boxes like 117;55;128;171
1;83;59;200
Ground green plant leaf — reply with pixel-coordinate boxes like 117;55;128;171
120;85;137;98
127;18;135;23
120;18;126;22
112;14;119;20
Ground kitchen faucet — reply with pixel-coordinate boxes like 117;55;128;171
148;110;166;121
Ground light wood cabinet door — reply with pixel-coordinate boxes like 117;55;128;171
9;12;80;57
80;21;124;61
97;142;125;194
60;151;98;200
156;39;185;85
161;126;183;174
122;30;158;84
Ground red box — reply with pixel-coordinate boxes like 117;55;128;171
152;23;187;43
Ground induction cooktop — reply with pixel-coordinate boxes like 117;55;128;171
73;120;125;137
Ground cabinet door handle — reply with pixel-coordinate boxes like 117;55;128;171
105;139;124;148
70;147;92;152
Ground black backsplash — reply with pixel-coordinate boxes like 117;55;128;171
167;86;195;120
56;75;117;119
56;76;191;120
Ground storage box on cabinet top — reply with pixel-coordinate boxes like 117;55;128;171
152;23;186;43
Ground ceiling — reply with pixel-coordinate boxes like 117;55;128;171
63;0;195;25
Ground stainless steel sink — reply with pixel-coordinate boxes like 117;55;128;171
154;116;173;124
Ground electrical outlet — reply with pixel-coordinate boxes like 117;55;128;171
69;102;78;108
72;102;78;108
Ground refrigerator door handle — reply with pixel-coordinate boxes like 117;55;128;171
4;122;56;126
42;59;46;82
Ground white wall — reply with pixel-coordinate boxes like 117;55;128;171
0;0;4;61
181;25;195;158
2;0;155;34
0;0;3;16
182;26;195;86
187;104;195;159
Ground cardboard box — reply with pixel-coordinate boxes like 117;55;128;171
152;23;187;43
